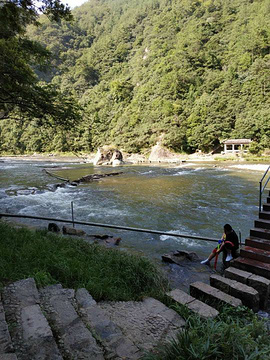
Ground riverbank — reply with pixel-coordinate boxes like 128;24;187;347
0;221;167;300
1;223;270;360
1;152;269;168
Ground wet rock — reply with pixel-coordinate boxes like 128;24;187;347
93;147;124;166
91;235;121;247
175;250;199;261
62;226;86;236
162;250;199;265
48;223;60;233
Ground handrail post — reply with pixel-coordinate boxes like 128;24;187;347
71;201;75;228
259;165;270;215
238;230;242;246
259;181;262;214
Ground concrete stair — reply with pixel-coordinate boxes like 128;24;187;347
0;278;185;360
245;236;270;251
231;257;270;280
209;274;259;311
224;267;270;309
39;285;104;360
1;278;62;360
168;192;270;317
240;246;270;264
259;211;270;221
229;191;270;296
166;289;219;319
189;281;242;309
255;219;270;230
250;227;270;240
75;288;141;359
263;203;270;212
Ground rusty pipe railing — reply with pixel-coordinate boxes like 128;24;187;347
259;165;270;213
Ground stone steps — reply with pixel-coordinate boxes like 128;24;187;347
0;294;13;357
231;256;270;280
245;236;270;251
224;267;270;309
167;289;219;319
209;274;259;311
255;218;270;230
240;246;270;264
99;297;185;352
1;278;62;360
189;281;242;309
263;203;270;212
250;227;270;240
0;278;186;360
75;288;141;359
39;284;104;360
259;211;270;221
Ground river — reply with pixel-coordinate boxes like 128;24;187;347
0;159;265;260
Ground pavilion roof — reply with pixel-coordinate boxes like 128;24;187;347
223;139;252;145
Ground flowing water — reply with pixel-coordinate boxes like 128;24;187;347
0;159;265;260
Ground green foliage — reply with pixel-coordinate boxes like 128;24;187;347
0;222;168;301
0;0;269;153
144;305;270;360
0;0;79;127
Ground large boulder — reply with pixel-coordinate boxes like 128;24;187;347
93;147;124;166
148;143;179;163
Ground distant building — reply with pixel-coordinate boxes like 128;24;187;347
223;139;252;154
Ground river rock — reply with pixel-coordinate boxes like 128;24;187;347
162;250;199;265
62;226;86;236
93;146;124;166
175;250;199;261
148;143;180;163
90;235;121;246
48;223;60;233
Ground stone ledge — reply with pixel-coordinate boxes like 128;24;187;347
210;275;259;312
167;288;219;319
190;281;242;308
224;267;270;309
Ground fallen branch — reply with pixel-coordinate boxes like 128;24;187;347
43;169;69;182
72;172;123;184
43;168;123;189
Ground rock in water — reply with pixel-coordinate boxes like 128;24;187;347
93;146;124;166
62;226;86;236
48;223;60;233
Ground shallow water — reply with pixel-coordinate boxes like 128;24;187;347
0;160;265;260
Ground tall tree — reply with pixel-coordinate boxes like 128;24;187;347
0;0;79;126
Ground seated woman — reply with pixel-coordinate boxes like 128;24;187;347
201;224;239;266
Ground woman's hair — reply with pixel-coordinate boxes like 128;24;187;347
224;224;232;232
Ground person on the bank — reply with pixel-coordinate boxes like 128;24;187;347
201;224;239;265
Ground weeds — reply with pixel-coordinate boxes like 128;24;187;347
0;222;168;301
144;305;270;360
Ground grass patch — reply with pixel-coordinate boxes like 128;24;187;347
0;222;168;301
144;305;270;360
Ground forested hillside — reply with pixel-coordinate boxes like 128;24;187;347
1;0;269;154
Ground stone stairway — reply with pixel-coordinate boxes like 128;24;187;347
0;278;185;360
167;190;270;317
231;191;270;280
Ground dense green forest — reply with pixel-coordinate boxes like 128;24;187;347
1;0;269;154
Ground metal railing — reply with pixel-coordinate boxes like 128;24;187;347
259;165;270;212
0;213;221;243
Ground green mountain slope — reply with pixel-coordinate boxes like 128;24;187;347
1;0;269;154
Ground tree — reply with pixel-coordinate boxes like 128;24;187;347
0;0;79;127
